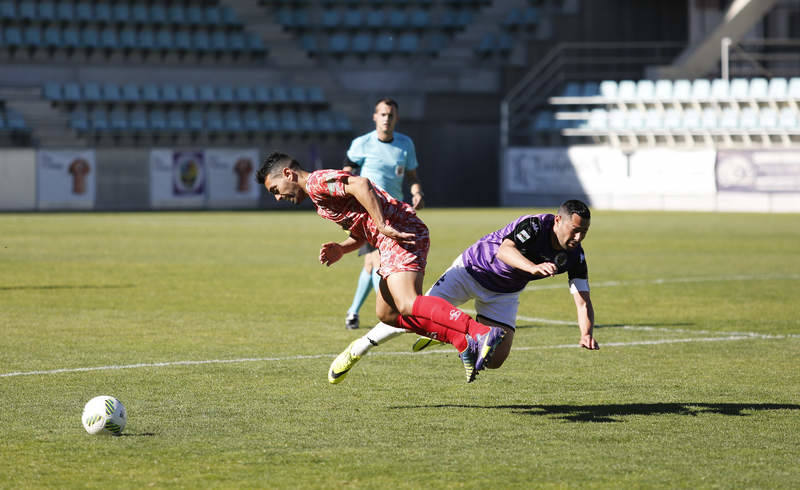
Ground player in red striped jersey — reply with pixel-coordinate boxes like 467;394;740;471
256;152;505;383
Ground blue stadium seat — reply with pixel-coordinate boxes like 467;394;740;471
131;5;149;25
409;9;430;29
397;33;419;55
289;86;307;104
245;33;266;56
253;86;272;104
38;2;56;23
167;108;186;131
298;111;316;132
388;10;408;29
112;4;130;23
56;3;74;22
204;6;221;26
301;34;319;55
559;82;581;98
532;111;554;132
261;110;280;131
90;108;109;131
307;87;325;104
581;81;600;97
137;29;156;52
102;83;121;103
210;31;228;53
316;111;336;134
192;31;211;53
18;1;36;21
43;82;62;101
321;10;341;30
149;108;167;131
375;34;394;55
425;33;447;56
149;5;168;25
235;86;254;104
186;6;204;26
243;109;261;131
99;27;117;50
75;2;93;23
70;109;89;132
179;84;197;103
119;28;137;50
334;112;352;133
217;85;235;104
3;27;22;48
129;108;148;131
502;7;523;30
352;33;372;55
198;85;216;103
109;108;128;131
522;6;540;28
227;32;246;54
155;29;174;51
81;28;100;50
141;83;161;103
121;83;141;103
272;86;290;104
280;109;299;132
168;5;187;26
0;1;16;22
366;10;385;29
328;33;349;55
62;82;81;102
186;109;204;131
343;10;364;29
174;30;192;52
221;6;242;28
23;26;43;48
161;84;179;104
94;3;111;24
224;109;243;132
205;109;223;131
83;82;102;102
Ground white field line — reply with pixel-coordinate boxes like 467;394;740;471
2;331;797;379
524;273;800;292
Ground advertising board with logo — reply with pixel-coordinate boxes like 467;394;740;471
37;150;96;209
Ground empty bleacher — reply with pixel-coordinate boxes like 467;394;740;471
534;77;800;148
0;1;267;63
41;81;351;143
0;99;30;145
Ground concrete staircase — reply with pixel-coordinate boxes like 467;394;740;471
0;86;85;147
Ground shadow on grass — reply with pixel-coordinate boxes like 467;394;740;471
119;432;156;437
392;403;800;423
0;284;135;291
515;322;695;330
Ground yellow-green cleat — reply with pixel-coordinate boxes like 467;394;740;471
412;336;446;352
328;340;361;384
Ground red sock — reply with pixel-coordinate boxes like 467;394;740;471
396;296;492;352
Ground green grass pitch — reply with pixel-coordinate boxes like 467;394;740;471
1;208;798;488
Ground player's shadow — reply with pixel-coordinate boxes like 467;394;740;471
393;403;800;423
119;432;156;437
0;284;135;291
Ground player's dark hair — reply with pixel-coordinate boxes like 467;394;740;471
559;199;591;220
375;97;399;111
255;152;302;184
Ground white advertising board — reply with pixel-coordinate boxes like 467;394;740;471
149;149;206;208
37;149;96;210
206;149;260;207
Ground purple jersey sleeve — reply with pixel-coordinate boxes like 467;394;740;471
461;214;588;293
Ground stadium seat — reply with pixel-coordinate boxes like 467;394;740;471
280;110;299;132
217;85;235;104
581;81;600;97
409;9;430;29
691;79;711;101
328;33;350;55
321;10;341;30
83;82;102;103
316;111;336;133
747;78;768;100
155;29;174;52
69;109;89;132
718;108;739;129
261;110;280;132
138;29;156;52
56;2;74;22
700;108;717;129
43;82;62;101
186;109;204;131
532;111;554;132
334;113;352;132
109;108;128;131
397;33;419;55
63;82;81;102
100;27;117;50
179;84;197;104
121;83;141;103
272;86;290;104
186;6;204;26
0;0;15;22
75;2;93;23
759;108;778;129
4;110;26;131
169;5;187;26
18;1;36;21
119;28;137;50
730;78;750;100
343;10;364;29
224;109;243;132
235;86;254;104
147;109;167;131
654;79;673;101
616;80;636;101
636;80;655;100
227;32;246;55
43;26;61;49
131;5;149;25
205;109;223;131
61;28;81;50
161;84;179;104
192;31;211;53
167;108;186;131
81;28;100;50
150;5;168;25
599;80;617;99
204;7;221;26
102;83;121;103
739;107;759;129
210;31;228;54
174;30;192;52
90;108;109;131
3;27;23;49
198;85;216;103
288;86;307;104
644;109;662;130
672;79;692;101
366;10;385;29
663;108;683;129
298;111;316;132
352;33;372;55
253;86;272;104
94;3;111;24
710;78;731;100
243;109;261;131
129;108;148;131
778;107;797;129
388;10;408;29
112;4;130;23
307;87;325;105
141;84;161;103
767;78;788;99
787;78;800;99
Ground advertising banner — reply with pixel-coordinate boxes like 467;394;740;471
206;149;260;207
0;149;36;210
716;150;800;192
149;149;206;208
628;148;716;194
37;149;95;209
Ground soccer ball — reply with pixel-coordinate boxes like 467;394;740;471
81;396;127;436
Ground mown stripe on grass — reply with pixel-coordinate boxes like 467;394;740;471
524;273;800;292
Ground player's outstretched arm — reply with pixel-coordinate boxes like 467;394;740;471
496;239;558;278
573;290;599;350
344;176;415;244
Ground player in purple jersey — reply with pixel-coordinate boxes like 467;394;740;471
328;199;598;382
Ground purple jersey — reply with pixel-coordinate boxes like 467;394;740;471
461;214;588;293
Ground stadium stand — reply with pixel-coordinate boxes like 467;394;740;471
545;77;800;148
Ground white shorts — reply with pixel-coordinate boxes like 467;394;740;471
426;255;520;330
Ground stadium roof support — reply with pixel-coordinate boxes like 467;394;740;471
658;0;779;79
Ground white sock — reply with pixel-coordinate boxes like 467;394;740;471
351;322;407;356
